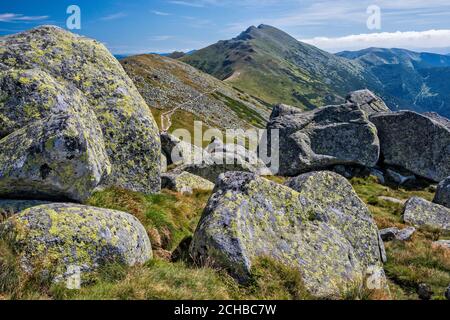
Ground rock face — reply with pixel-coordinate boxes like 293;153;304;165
434;177;450;208
190;171;385;298
0;203;152;283
0;25;161;195
346;89;390;116
403;197;450;231
285;171;385;267
161;171;214;194
370;111;450;182
0;114;111;202
267;103;380;176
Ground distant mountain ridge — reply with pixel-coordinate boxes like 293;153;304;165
181;24;450;118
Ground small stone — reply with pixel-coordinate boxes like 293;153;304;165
396;227;416;241
380;228;399;241
417;283;433;300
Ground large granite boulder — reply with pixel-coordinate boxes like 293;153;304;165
266;103;380;176
370;111;450;182
161;171;214;194
190;172;386;298
346;90;390;116
285;171;386;266
0;203;152;284
403;197;450;231
434;177;450;209
0;25;161;193
0;114;111;202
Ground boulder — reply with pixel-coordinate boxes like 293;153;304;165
0;25;161;193
403;197;450;231
267;103;380;176
370;111;450;182
346;89;390;116
378;197;406;205
386;169;416;186
160;132;211;166
434;176;450;209
161;171;214;194
0;203;152;284
380;228;399;241
285;171;386;266
0;114;111;202
396;227;416;241
190;171;386;298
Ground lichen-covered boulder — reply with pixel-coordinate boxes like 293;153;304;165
0;199;49;221
285;171;386;267
403;197;450;231
0;203;152;284
160;132;211;166
346;90;390;116
370;111;450;182
0;114;111;202
267;103;380;176
434;177;450;209
0;25;161;193
161;171;214;194
190;172;386;298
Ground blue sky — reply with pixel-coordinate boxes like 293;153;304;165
1;0;450;54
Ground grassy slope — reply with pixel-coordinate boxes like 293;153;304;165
1;177;449;300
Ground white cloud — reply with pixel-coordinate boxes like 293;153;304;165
100;12;127;21
169;1;206;7
301;29;450;52
152;10;171;16
149;35;174;41
0;13;49;22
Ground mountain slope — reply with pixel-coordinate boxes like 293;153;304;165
121;54;271;132
181;24;380;109
338;48;450;117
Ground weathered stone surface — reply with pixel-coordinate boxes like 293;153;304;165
370;111;450;182
396;227;416;241
434;176;450;209
378;196;406;205
0;199;49;221
403;197;450;231
285;171;385;267
346;89;390;116
380;228;399;241
0;114;111;202
0;25;161;193
161;132;211;166
386;169;416;186
267;103;380;176
418;283;433;300
379;226;415;242
190;171;386;298
0;203;152;284
161;171;214;194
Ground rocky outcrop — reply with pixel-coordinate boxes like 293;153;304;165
161;132;211;166
403;197;450;231
0;25;161;195
0;203;152;284
370;111;450;182
267;103;380;176
346;89;390;116
434;177;450;209
161;171;214;194
0;114;111;202
190;171;386;298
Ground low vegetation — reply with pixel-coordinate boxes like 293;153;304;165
0;176;449;300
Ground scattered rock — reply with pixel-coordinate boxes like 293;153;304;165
386;169;416;186
0;114;111;202
380;228;399;241
161;171;215;194
403;197;450;231
0;203;152;285
432;240;450;250
396;227;416;241
346;89;390;116
190;171;386;298
370;111;450;182
161;132;211;166
267;103;380;176
417;283;433;300
378;196;406;205
434;176;450;209
0;25;161;194
445;285;450;300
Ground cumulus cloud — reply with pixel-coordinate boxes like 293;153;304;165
301;29;450;52
0;13;49;22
